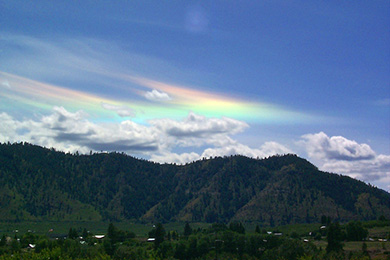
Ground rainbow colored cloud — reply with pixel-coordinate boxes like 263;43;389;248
1;71;312;124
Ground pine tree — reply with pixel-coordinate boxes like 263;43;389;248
326;222;344;253
82;228;88;239
107;223;118;244
255;225;261;234
0;234;6;246
68;227;78;239
154;223;165;248
184;222;192;237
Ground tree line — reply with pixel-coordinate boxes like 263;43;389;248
1;218;388;260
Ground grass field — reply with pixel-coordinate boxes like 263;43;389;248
1;220;388;237
369;226;390;239
1;220;388;239
0;221;212;238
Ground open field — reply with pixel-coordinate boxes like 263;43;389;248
369;226;390;239
0;221;320;238
1;220;388;238
0;221;212;238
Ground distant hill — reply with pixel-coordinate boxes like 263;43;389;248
0;142;389;225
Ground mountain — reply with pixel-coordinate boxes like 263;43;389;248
0;142;389;225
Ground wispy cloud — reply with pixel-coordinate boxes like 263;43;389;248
126;76;315;123
1;80;11;89
1;68;316;125
101;102;135;117
1;33;318;124
375;98;390;107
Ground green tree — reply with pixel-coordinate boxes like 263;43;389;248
35;238;49;253
346;221;368;241
321;215;327;225
362;242;368;256
184;222;192;237
154;223;165;248
107;223;118;243
188;236;198;258
326;222;344;253
68;227;78;239
290;231;300;239
0;234;6;246
82;228;88;239
229;221;245;234
20;232;38;248
157;241;174;259
255;225;261;234
10;238;20;253
174;240;187;260
103;239;115;256
270;215;275;227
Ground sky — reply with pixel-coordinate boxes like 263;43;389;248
0;1;389;191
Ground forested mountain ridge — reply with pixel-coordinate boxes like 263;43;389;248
0;142;389;225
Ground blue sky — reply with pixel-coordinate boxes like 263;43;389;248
0;1;389;191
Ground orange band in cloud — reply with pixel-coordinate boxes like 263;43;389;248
0;71;313;123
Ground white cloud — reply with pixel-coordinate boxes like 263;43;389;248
0;112;21;140
301;132;375;161
301;132;390;186
149;112;250;150
0;109;252;158
1;108;292;167
149;141;291;165
150;151;200;164
101;102;135;117
144;89;172;102
0;107;159;154
321;154;390;181
151;112;248;139
201;141;292;159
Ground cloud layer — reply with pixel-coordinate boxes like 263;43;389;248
0;107;158;154
0;107;285;163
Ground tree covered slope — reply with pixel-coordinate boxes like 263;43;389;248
0;142;389;224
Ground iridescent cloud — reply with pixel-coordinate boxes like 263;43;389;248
1;71;314;124
119;75;314;123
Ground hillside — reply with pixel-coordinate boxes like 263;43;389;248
0;142;389;225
